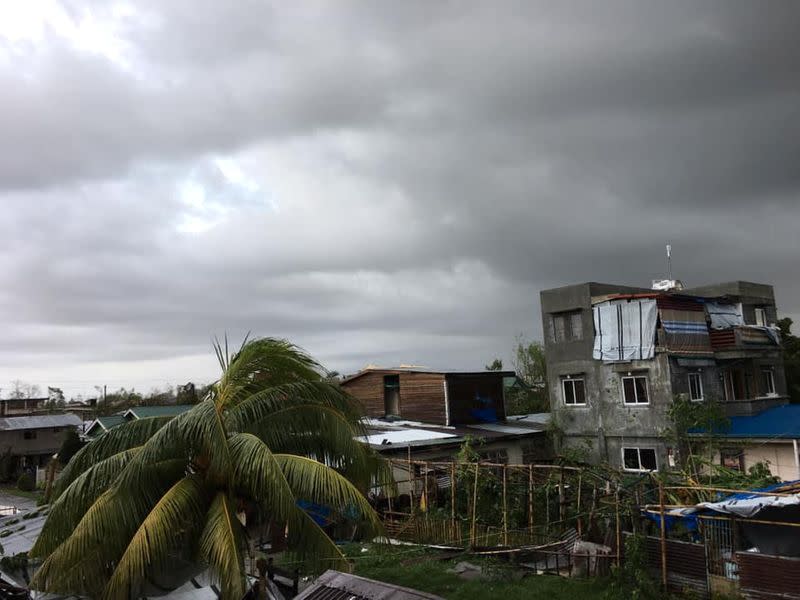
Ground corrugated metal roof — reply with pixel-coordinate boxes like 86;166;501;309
295;570;444;600
360;429;457;445
0;413;82;431
693;404;800;439
123;404;196;419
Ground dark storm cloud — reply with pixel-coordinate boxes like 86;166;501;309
1;1;799;393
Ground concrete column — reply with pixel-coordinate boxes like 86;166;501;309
794;439;800;480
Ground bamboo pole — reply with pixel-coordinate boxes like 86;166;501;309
615;487;621;568
408;447;414;512
576;473;583;537
659;480;668;590
528;464;534;535
545;484;550;536
470;461;479;547
558;468;565;523
450;461;457;523
663;485;796;497
502;465;508;547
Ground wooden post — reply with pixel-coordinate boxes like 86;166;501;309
502;465;508;546
407;447;414;512
470;462;479;547
576;473;583;537
558;467;565;523
545;484;550;536
528;465;534;536
658;480;668;590
615;487;621;568
450;461;457;519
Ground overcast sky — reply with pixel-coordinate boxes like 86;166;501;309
1;2;799;398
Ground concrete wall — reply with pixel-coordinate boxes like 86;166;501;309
540;280;788;472
0;428;65;458
713;442;800;482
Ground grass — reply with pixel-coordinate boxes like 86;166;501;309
0;486;42;502
340;544;610;600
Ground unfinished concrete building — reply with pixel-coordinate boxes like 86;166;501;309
540;281;788;472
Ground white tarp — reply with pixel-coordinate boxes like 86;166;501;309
706;302;744;329
592;299;657;362
697;493;800;518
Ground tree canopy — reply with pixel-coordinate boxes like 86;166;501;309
30;337;387;599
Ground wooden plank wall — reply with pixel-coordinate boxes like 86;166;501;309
342;371;447;425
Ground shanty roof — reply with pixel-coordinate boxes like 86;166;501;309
85;415;127;437
122;404;196;419
691;404;800;439
341;367;515;384
295;570;444;600
0;413;82;432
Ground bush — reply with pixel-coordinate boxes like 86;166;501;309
16;473;35;492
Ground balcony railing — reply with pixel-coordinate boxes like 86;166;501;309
709;326;779;351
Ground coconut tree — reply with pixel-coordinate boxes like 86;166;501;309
30;337;387;599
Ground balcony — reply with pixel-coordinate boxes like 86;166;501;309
709;326;780;354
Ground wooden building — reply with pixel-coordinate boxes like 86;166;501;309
340;367;514;426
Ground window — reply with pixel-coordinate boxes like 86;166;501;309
383;375;400;417
754;307;767;327
622;447;657;471
723;368;748;401
688;372;704;402
622;375;649;405
761;369;776;396
562;377;586;406
551;310;583;343
720;448;744;471
23;431;37;440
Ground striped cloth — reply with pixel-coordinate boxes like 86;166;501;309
657;297;713;355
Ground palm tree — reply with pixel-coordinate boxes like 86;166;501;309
31;337;387;599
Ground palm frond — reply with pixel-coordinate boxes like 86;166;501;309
243;403;383;489
31;447;140;558
273;454;382;533
286;502;350;572
216;338;324;408
225;381;365;434
198;492;247;600
115;400;229;490
102;476;209;600
54;416;172;499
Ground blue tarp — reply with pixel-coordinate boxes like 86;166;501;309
690;404;800;439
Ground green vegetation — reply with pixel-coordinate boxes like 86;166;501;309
30;337;388;599
778;317;800;401
57;429;84;466
16;473;35;493
345;545;609;600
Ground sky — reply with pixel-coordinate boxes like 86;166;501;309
1;1;799;399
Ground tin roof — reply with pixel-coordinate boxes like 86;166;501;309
295;570;444;600
0;413;82;431
122;404;196;419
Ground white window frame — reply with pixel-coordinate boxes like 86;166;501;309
761;368;776;396
754;307;767;327
688;372;704;402
621;447;658;472
621;375;649;405
562;377;587;406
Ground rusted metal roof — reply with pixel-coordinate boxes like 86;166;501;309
294;570;444;600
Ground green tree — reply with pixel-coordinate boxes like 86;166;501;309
485;358;503;371
30;337;387;598
506;336;549;414
57;429;84;466
777;317;800;401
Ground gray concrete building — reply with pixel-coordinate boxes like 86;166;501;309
540;281;788;472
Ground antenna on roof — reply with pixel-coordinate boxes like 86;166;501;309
666;243;673;281
651;244;684;291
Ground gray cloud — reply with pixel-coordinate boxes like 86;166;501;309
1;2;799;396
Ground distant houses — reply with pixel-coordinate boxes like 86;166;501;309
0;413;83;473
84;404;196;439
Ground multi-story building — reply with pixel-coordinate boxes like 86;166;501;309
540;281;788;473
